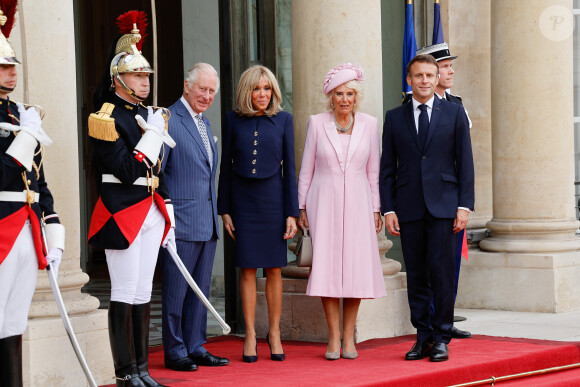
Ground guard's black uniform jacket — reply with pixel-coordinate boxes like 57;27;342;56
88;93;171;250
0;98;59;268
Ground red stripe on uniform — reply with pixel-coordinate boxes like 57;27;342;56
0;207;29;266
113;197;153;246
88;197;112;240
154;192;172;244
26;206;47;269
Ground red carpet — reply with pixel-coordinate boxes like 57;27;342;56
102;335;580;386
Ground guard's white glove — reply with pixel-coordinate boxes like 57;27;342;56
135;107;176;148
0;103;52;146
46;248;63;279
162;227;176;251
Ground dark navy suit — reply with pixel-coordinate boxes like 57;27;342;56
380;96;474;343
160;97;219;360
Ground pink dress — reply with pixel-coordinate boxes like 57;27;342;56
298;112;386;298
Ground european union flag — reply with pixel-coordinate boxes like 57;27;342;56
432;0;444;44
402;0;417;99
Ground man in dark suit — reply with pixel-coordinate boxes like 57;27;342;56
161;63;229;371
380;54;474;362
405;43;473;340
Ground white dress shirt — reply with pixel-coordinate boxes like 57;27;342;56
412;95;435;133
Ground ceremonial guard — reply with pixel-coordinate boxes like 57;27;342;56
0;1;64;386
88;11;175;387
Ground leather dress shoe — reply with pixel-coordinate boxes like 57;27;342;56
429;342;449;362
164;356;198;371
451;326;472;339
189;352;230;367
405;341;433;360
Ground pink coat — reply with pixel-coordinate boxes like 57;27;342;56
298;112;387;298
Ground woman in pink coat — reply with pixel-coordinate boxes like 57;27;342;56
298;63;386;360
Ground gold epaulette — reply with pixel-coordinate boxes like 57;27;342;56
88;103;119;141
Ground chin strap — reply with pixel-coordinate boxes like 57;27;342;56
0;84;14;93
111;74;146;102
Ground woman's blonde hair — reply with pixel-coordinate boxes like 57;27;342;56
324;80;364;113
235;65;283;117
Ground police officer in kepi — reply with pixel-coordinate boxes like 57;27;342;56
88;10;176;387
0;1;65;386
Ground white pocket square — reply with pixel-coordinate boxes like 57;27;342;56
213;136;218;143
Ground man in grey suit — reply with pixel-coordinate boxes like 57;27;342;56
161;63;229;371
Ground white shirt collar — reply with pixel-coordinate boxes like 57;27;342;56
180;95;202;120
412;95;435;112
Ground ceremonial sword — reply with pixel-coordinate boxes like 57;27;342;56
41;222;98;387
165;243;231;335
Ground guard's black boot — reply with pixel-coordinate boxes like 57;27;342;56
109;301;146;387
133;303;167;387
0;335;23;387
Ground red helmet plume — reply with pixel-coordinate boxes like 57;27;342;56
0;0;18;38
116;10;148;51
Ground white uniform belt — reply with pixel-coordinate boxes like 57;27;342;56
102;174;158;187
0;190;39;203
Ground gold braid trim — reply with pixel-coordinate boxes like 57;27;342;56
88;103;119;141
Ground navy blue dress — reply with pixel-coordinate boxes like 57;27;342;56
217;110;299;268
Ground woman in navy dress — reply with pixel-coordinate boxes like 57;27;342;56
218;65;298;363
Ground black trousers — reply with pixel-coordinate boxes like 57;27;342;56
400;212;456;344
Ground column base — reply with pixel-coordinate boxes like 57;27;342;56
456;248;580;312
255;273;414;343
23;309;113;386
480;219;580;253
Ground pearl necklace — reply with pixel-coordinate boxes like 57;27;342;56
334;114;353;133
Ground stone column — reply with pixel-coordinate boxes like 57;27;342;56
291;0;384;173
457;1;580;312
13;1;113;385
253;0;414;343
444;0;492;231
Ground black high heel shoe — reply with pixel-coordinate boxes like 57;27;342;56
266;333;286;361
243;339;258;363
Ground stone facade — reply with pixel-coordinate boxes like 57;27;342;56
13;0;580;384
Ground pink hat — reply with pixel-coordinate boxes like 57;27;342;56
322;63;365;95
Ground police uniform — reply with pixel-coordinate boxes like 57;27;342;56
0;3;64;384
89;10;174;387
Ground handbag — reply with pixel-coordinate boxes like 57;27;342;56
295;228;313;267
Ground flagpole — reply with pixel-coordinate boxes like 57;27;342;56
402;0;417;100
432;0;444;44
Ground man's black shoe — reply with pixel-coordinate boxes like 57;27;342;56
429;342;449;362
164;356;198;371
451;326;472;339
189;352;230;367
405;341;433;360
